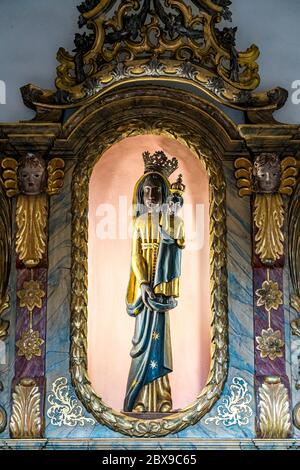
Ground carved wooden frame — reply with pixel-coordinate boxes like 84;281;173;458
69;85;230;437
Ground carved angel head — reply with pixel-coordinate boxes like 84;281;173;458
17;153;47;196
1;155;65;198
234;154;298;197
253;153;281;194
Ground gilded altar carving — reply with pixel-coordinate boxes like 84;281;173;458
256;329;284;361
70;108;228;437
0;178;11;434
21;0;288;123
1;155;65;268
10;378;43;438
255;269;284;361
0;177;11;342
16;276;45;361
234;154;298;265
255;277;283;313
258;377;292;439
289;180;300;336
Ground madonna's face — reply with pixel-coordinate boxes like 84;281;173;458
143;176;163;212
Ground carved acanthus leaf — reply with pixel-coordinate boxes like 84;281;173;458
258;377;291;439
10;379;42;438
254;194;284;265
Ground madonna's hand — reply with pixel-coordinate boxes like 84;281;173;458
141;283;155;309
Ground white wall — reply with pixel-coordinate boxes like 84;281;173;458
0;0;299;123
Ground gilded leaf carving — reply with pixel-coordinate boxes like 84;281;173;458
15;194;48;268
254;194;284;265
10;378;42;438
258;377;291;439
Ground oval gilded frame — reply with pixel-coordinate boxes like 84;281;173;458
70;87;229;437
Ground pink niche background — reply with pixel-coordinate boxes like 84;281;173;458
88;135;211;411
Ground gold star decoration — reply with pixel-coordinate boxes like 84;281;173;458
16;329;44;361
152;331;160;340
256;280;283;312
17;280;45;312
256;328;284;361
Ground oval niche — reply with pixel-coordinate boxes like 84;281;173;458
87;134;211;413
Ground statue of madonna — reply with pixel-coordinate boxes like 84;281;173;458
124;151;185;413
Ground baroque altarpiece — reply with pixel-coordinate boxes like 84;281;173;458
0;0;299;449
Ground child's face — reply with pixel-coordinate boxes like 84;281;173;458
167;196;181;214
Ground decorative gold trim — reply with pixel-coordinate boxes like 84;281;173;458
293;402;300;430
15;194;48;267
0;177;11;342
10;378;42;438
70;102;228;437
21;0;288;117
47;158;65;195
256;328;284;361
16;329;44;361
1;157;65;267
258;377;292;439
289;180;300;336
234;156;298;265
16;276;45;361
17;278;45;313
254;194;284;264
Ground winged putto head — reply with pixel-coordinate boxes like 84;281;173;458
1;154;65;197
17;153;47;195
234;153;298;197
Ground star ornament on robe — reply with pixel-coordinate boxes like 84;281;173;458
150;360;158;369
152;331;160;340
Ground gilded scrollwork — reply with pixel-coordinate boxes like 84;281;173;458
1;155;65;268
21;0;288;118
10;378;43;438
258;376;292;438
234;154;298;265
70;115;228;437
